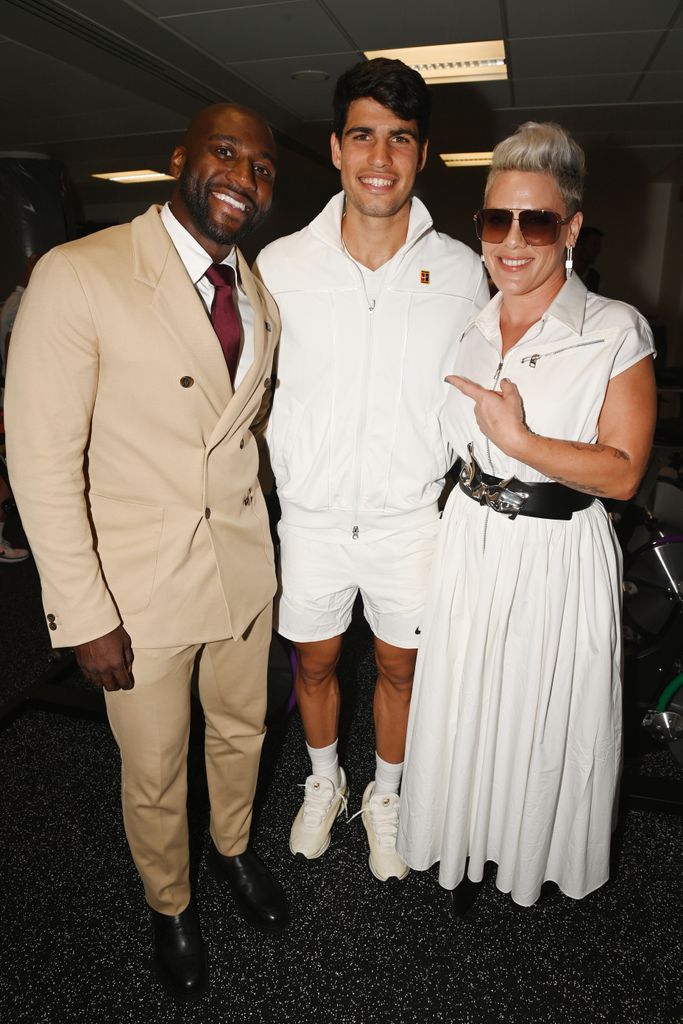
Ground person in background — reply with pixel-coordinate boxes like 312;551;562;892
256;58;488;883
6;103;289;1002
0;472;28;563
1;253;41;377
574;225;603;292
398;122;656;913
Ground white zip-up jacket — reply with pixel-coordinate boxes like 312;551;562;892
255;192;489;540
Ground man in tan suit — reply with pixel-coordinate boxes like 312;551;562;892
5;103;289;1002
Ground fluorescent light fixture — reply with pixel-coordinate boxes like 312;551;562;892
440;152;493;168
92;169;175;183
290;69;329;82
364;40;506;85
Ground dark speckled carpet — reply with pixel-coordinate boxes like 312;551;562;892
1;527;683;1024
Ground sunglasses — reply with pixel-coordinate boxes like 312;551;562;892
473;208;573;246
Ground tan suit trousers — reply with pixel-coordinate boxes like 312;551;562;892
104;604;272;916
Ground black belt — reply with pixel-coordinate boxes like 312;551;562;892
458;445;594;521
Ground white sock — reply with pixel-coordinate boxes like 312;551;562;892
374;753;403;796
306;740;341;788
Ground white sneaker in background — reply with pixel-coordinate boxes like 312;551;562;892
289;768;348;859
0;541;29;563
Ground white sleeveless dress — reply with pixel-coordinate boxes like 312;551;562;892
397;276;655;905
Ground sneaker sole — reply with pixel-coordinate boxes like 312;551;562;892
289;789;348;860
368;854;410;883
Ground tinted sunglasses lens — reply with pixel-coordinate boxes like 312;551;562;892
476;209;512;242
518;210;561;245
475;209;563;245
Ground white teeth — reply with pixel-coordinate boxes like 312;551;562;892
501;258;531;267
213;192;246;211
361;177;394;187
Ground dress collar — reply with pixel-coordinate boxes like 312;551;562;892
465;272;589;343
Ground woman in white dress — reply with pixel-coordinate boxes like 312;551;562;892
397;122;657;910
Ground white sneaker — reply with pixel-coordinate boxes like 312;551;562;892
289;768;348;859
360;782;409;882
0;541;29;563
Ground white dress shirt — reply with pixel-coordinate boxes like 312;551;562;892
161;202;254;389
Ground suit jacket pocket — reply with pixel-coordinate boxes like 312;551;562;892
89;493;164;614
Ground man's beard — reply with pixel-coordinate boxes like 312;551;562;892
178;167;267;247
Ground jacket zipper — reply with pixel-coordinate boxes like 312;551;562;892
344;234;420;539
350;264;376;539
520;338;605;368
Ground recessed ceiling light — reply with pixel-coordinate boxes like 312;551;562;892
440;152;493;167
364;41;507;85
92;169;175;183
290;69;329;82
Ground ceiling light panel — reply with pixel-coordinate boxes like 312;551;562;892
364;41;506;85
92;169;175;183
440;152;493;167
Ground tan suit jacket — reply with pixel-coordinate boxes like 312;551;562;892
6;205;279;649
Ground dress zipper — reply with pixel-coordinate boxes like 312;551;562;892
482;359;504;555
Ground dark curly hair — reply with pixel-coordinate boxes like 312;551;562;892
332;58;432;146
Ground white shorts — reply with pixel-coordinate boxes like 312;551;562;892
275;519;441;649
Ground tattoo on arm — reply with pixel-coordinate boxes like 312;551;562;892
569;440;630;462
553;475;609;497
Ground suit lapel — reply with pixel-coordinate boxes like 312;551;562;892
206;249;273;448
132;207;233;416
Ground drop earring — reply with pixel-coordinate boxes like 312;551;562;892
565;245;574;280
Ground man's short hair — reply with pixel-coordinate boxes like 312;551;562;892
332;58;432;146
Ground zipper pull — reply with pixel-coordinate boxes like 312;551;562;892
492;360;503;387
528;354;540;368
368;299;375;312
352;525;359;540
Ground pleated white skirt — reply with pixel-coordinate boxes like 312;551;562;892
398;488;623;906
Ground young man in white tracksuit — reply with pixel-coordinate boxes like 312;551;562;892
255;58;489;881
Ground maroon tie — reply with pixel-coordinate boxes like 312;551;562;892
205;263;241;384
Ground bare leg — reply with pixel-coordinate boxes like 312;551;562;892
373;638;417;764
293;635;343;748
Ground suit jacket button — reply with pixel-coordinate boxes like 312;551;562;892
49;622;57;631
47;614;55;622
180;376;194;388
205;507;211;519
264;376;272;389
240;439;245;449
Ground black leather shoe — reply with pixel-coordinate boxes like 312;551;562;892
207;843;290;934
151;900;207;1002
536;880;560;905
450;874;483;919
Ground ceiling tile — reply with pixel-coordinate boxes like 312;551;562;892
323;0;504;49
509;32;660;77
514;73;639;106
231;52;359;121
649;29;683;71
164;2;351;62
633;72;683;102
0;37;182;145
506;0;680;37
133;0;295;15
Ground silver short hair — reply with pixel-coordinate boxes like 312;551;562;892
485;122;586;216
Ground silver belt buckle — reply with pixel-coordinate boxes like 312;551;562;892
461;443;529;520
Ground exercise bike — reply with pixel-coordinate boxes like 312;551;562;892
620;476;683;772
